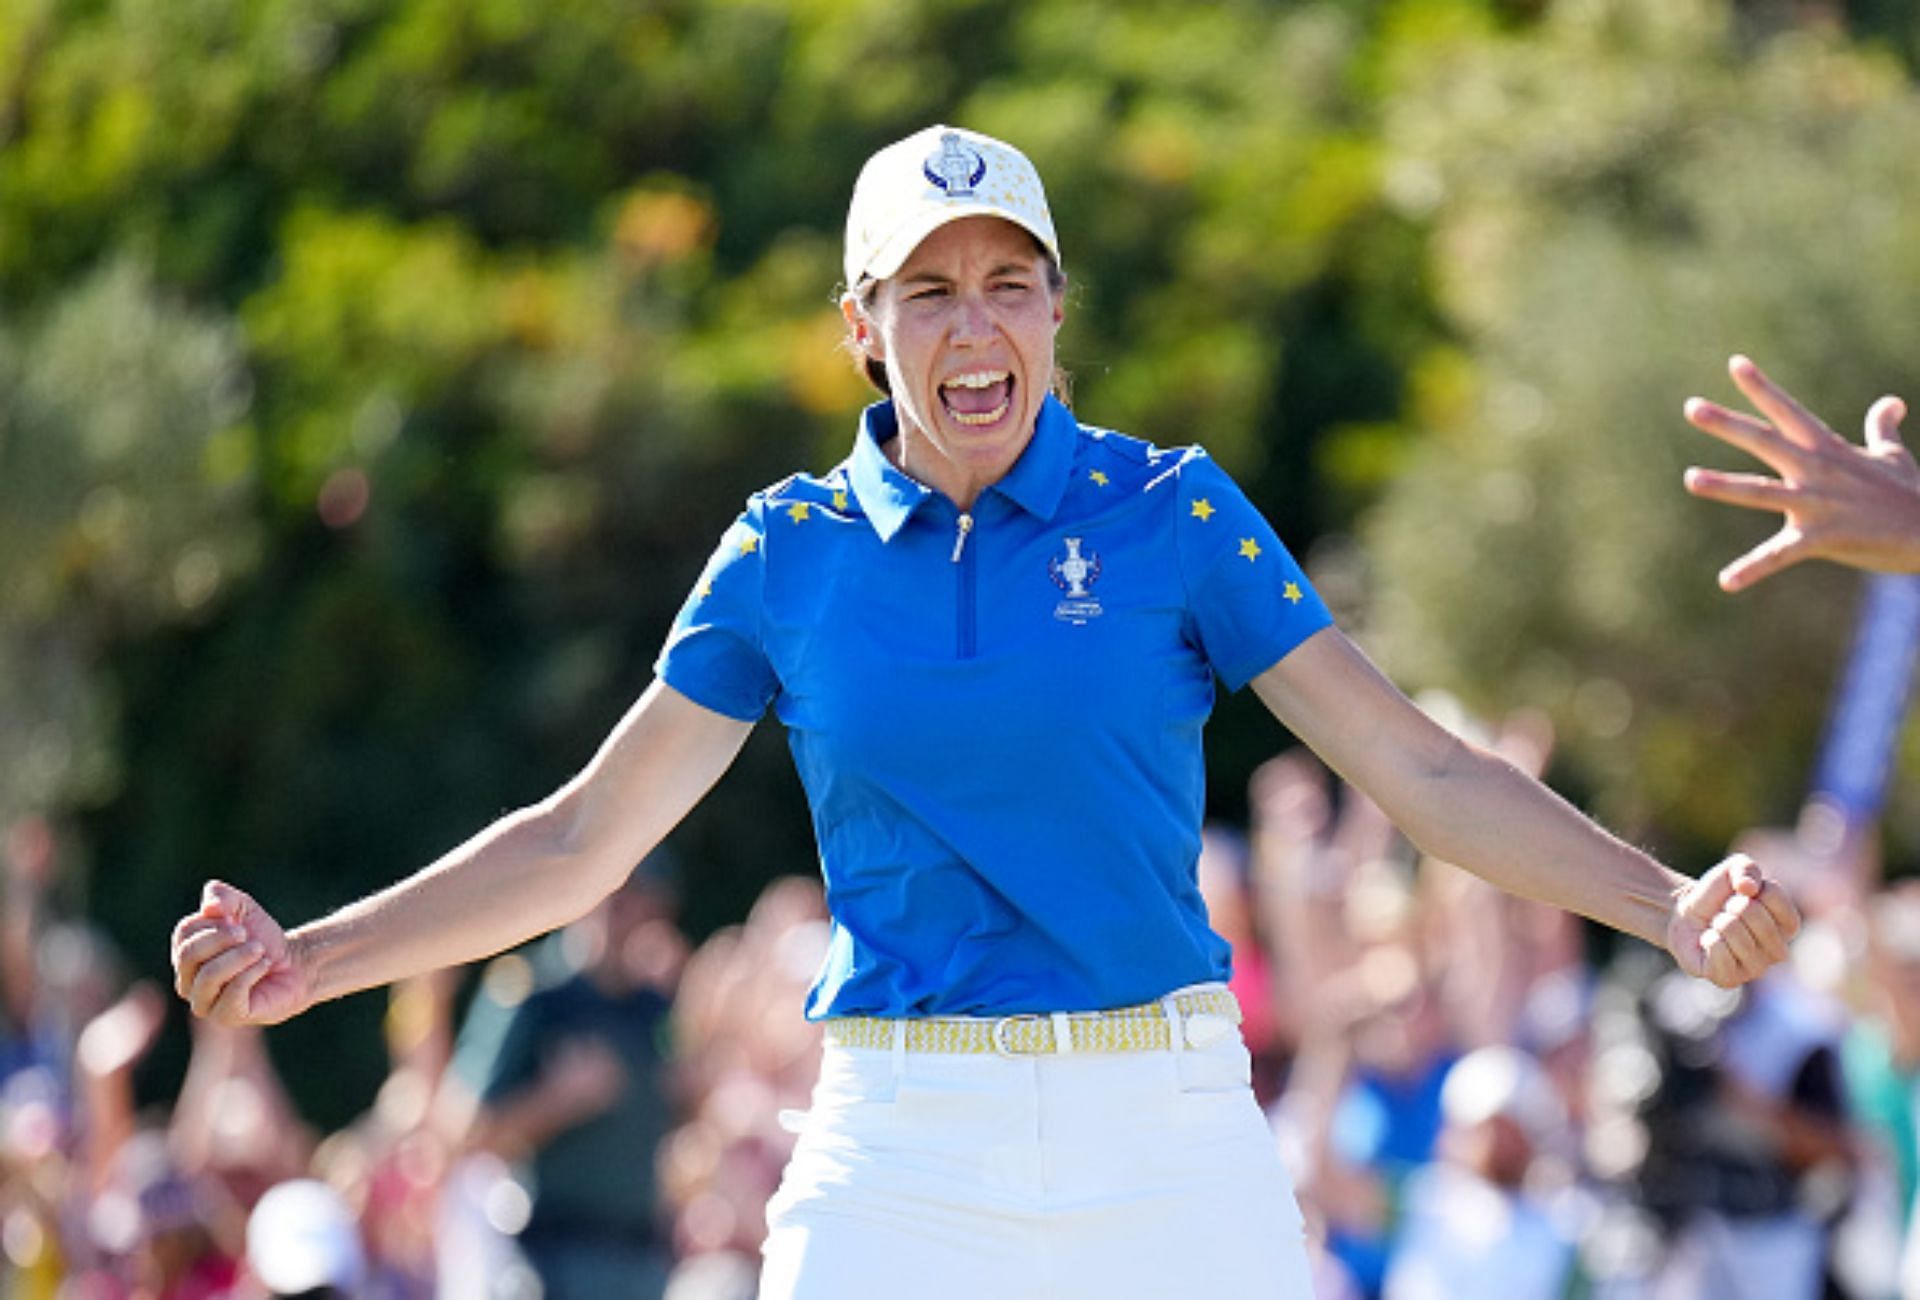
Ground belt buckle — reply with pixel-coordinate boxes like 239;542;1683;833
990;1013;1049;1057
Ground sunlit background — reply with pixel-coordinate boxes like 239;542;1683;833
4;0;1920;1296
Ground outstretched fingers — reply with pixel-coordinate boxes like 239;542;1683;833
1717;526;1810;593
1727;355;1837;452
1682;469;1796;511
1866;396;1910;456
1684;398;1801;473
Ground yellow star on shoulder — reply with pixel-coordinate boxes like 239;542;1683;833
832;489;849;512
1238;538;1262;562
1090;470;1110;487
1190;498;1216;522
738;535;760;556
1283;581;1303;604
698;580;714;600
788;502;811;524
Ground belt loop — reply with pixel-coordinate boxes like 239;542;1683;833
890;1019;907;1078
1160;994;1185;1057
1051;1011;1074;1055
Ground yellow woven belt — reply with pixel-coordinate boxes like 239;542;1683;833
822;988;1242;1056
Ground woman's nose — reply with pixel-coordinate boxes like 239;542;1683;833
952;294;993;342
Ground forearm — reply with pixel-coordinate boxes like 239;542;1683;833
1373;740;1684;951
174;682;752;1028
291;802;617;1007
466;1085;597;1163
1254;635;1686;953
290;682;749;1008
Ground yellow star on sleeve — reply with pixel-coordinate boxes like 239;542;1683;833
738;535;760;556
832;488;849;512
788;502;811;524
1190;498;1216;522
1283;581;1303;604
1090;470;1110;487
698;580;714;600
1238;538;1262;562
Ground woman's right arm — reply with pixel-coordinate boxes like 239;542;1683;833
170;680;754;1026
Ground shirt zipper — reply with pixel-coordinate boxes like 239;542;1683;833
952;511;977;659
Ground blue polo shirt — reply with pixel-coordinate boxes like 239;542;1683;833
656;396;1332;1019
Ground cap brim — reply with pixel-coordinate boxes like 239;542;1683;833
858;204;1060;285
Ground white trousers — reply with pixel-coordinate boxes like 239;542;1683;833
760;1002;1315;1300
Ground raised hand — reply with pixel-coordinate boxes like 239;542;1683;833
1684;355;1920;590
540;1036;628;1123
1667;853;1801;988
170;881;312;1026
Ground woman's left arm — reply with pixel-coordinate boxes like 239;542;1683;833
1252;628;1800;988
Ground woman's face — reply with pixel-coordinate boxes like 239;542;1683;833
845;216;1064;508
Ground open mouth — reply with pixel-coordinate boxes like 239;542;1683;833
939;370;1013;427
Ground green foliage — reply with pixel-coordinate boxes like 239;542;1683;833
1364;0;1920;853
0;258;253;833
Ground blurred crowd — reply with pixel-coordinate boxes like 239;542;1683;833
4;704;1920;1300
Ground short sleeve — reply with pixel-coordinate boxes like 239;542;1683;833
1173;450;1333;691
653;500;779;721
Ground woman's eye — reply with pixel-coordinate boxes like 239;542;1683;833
908;286;948;301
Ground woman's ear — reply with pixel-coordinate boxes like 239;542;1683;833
841;293;883;360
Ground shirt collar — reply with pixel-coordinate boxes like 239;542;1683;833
847;401;931;543
847;395;1077;542
993;395;1076;522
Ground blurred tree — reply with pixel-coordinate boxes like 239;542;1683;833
1363;0;1920;855
0;258;254;846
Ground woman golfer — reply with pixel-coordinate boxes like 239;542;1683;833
174;126;1799;1299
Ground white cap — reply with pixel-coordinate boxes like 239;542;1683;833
843;125;1060;289
246;1179;366;1296
1440;1046;1565;1144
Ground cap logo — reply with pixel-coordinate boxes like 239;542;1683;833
923;132;987;199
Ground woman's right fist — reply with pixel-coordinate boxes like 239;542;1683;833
170;881;311;1026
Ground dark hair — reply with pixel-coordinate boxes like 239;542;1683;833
845;244;1071;405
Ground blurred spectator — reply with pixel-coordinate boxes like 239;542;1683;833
241;1178;365;1299
1258;748;1458;1300
168;1020;314;1216
85;1130;241;1299
1383;1046;1583;1300
440;856;686;1300
312;973;464;1299
1195;826;1284;1102
1584;957;1851;1299
656;876;826;1295
19;757;1920;1297
1836;884;1920;1298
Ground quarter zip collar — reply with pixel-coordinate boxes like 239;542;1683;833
846;395;1077;542
990;394;1075;523
847;400;933;543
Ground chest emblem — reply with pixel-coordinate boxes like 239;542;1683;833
1048;537;1104;624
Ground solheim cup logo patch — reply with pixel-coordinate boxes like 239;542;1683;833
924;132;987;199
1049;537;1103;624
